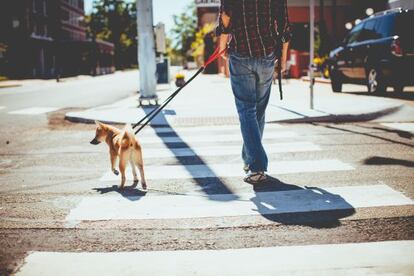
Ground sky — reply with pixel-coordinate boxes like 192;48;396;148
83;0;193;34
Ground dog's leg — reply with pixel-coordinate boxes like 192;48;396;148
134;151;147;190
130;160;138;184
119;152;127;190
110;150;119;175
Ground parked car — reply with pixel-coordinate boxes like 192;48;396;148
328;8;414;93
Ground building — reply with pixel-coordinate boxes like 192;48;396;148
389;0;414;9
0;0;114;79
195;0;390;77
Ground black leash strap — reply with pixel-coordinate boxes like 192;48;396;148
133;67;205;135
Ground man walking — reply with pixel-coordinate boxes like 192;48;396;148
216;0;291;184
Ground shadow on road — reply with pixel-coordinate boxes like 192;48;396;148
364;156;414;168
250;176;355;228
93;183;147;201
141;105;239;202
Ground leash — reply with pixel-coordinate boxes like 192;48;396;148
133;47;226;134
132;46;284;134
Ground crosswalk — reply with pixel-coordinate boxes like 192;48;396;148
17;123;414;275
8;107;59;115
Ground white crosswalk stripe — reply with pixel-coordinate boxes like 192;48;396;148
381;123;414;133
100;159;353;181
143;141;321;158
16;241;414;276
138;130;298;144
8;107;59;115
67;184;412;221
0;106;5;110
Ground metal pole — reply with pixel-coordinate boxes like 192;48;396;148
309;0;315;110
137;0;157;100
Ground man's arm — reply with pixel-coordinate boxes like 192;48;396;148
275;0;292;74
216;0;231;59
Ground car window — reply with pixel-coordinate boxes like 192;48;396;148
358;19;381;41
375;15;396;38
347;23;364;44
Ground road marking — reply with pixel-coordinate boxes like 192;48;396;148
138;131;298;144
100;159;353;181
67;184;412;221
140;124;284;135
143;142;321;158
8;107;59;115
0;106;5;110
382;123;414;133
16;240;414;276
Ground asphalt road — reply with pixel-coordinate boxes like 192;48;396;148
0;73;413;275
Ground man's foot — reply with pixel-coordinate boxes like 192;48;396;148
243;171;267;184
243;164;249;174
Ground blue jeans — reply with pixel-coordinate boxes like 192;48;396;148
229;52;276;172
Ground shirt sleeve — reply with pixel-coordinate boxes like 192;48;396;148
275;0;292;43
215;0;232;36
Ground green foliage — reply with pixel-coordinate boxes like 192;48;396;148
88;0;137;69
170;3;197;61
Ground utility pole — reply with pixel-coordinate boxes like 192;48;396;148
136;0;157;103
309;0;315;110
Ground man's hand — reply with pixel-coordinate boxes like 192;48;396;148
273;42;289;80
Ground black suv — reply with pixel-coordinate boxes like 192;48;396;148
328;8;414;93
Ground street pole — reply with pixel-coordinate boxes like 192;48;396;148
136;0;157;102
309;0;315;110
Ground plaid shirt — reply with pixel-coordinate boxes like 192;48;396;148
216;0;292;58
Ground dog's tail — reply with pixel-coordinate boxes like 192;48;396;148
121;124;137;148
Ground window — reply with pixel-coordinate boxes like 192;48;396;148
43;0;47;16
375;15;396;38
346;23;364;45
32;0;37;13
358;19;381;42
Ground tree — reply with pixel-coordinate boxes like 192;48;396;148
87;0;137;69
170;3;197;62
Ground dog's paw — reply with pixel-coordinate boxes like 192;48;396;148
112;169;119;175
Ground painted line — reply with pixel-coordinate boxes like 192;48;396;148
143;142;321;158
100;159;353;181
8;107;59;115
16;240;414;276
140;124;284;135
382;123;414;133
138;131;298;144
0;106;5;110
67;184;412;221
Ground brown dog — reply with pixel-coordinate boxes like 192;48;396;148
90;121;146;190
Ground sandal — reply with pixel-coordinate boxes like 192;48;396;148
243;171;267;184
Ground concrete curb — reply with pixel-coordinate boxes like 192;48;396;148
65;105;403;126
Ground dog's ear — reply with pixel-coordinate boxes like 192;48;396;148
95;120;104;128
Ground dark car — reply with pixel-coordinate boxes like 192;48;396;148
328;8;414;93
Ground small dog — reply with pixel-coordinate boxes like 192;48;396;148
90;121;147;190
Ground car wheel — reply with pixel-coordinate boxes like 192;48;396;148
330;69;342;93
366;66;386;93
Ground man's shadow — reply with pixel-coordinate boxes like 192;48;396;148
93;182;147;202
250;176;355;228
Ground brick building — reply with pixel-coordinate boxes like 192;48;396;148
0;0;114;79
195;0;391;76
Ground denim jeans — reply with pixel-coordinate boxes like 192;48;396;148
229;52;276;172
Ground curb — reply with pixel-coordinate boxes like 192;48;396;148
65;105;402;126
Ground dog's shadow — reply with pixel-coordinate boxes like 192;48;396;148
93;182;147;202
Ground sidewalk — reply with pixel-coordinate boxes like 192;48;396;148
65;70;413;126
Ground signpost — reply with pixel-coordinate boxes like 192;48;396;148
309;0;315;110
137;0;157;104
